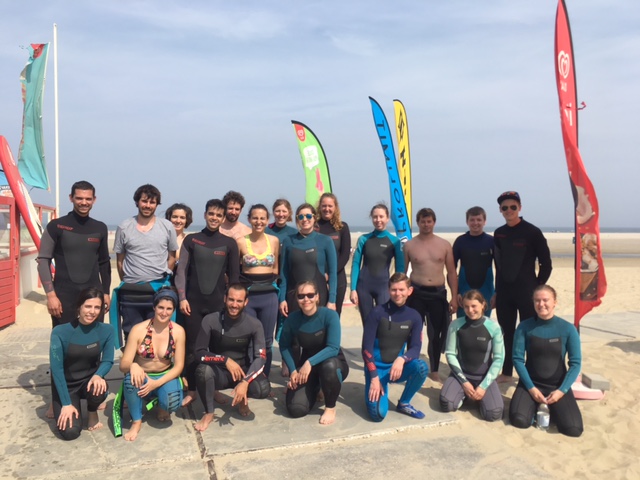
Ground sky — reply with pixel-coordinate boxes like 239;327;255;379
1;0;638;230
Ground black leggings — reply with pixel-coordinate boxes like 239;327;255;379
496;282;536;376
509;381;583;437
286;355;349;418
51;377;107;441
408;285;449;373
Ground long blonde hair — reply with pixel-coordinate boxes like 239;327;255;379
317;193;343;231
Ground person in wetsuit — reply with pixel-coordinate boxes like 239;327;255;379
119;288;186;442
453;206;495;318
280;280;349;425
237;204;280;378
49;287;114;440
193;283;271;431
440;290;505;421
494;191;552;381
316;193;351;316
176;198;240;406
266;198;297;243
403;208;458;383
38;181;111;327
351;204;405;324
509;285;583;437
279;203;337;317
362;273;428;422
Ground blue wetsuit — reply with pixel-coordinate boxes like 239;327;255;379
362;302;428;422
266;223;297;244
440;316;504;421
279;231;337;311
509;315;583;437
351;230;405;324
452;232;495;317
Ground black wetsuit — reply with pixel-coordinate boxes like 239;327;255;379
494;218;552;376
50;320;114;440
194;310;270;412
316;219;351;316
175;228;239;387
37;211;111;327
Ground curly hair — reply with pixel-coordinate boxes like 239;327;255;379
318;192;343;231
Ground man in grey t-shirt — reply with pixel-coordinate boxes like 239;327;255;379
113;184;178;337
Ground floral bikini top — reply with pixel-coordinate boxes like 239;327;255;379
137;319;175;360
242;234;276;268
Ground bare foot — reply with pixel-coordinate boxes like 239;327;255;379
214;391;228;404
281;364;290;377
497;374;513;384
46;403;54;419
194;413;215;432
87;411;103;431
157;408;171;422
124;421;142;441
319;407;336;425
238;402;252;417
181;390;197;407
428;372;442;383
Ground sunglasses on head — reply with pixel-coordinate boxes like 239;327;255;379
297;213;314;220
501;205;518;211
296;292;316;299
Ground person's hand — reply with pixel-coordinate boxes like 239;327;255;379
103;294;111;313
350;291;359;306
546;390;565;405
368;377;384;403
180;299;191;316
473;386;486;401
528;386;547;404
57;405;78;431
47;292;63;318
279;301;288;317
462;381;476;398
129;363;147;388
389;357;405;382
137;377;157;397
297;360;312;385
231;381;249;407
326;302;336;311
87;375;107;396
449;298;458;314
225;358;245;382
288;371;299;390
490;295;496;310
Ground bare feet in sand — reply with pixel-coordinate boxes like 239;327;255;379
87;411;103;431
428;372;442;383
46;403;54;419
194;413;215;432
181;390;197;407
124;421;142;441
214;391;228;404
238;402;252;417
497;374;513;384
157;408;171;422
319;407;336;425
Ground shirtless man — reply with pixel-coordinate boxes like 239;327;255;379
220;190;252;240
403;208;458;382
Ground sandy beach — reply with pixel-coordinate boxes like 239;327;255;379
6;231;640;479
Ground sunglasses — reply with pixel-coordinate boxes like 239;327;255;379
296;293;317;300
501;205;518;211
297;214;314;221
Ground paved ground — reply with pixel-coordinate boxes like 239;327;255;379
1;297;636;480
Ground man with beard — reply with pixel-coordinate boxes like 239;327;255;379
112;184;178;343
220;190;251;240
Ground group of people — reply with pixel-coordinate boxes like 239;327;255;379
38;181;583;441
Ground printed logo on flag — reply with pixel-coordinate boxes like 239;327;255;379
303;145;319;169
295;124;306;142
558;51;571;79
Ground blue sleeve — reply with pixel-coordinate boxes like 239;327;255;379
513;321;535;391
279;237;292;302
307;309;341;366
452;236;462;266
402;312;423;361
350;235;367;291
278;315;297;373
322;236;338;303
49;328;71;406
95;326;115;378
392;234;405;273
559;323;582;393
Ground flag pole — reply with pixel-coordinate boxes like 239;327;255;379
53;23;60;217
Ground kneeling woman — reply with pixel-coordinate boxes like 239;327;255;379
440;290;505;421
509;285;583;437
279;281;349;425
50;287;114;440
119;288;186;441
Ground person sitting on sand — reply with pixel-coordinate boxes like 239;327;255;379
193;283;271;431
279;281;349;425
49;287;114;440
119;288;186;441
509;285;583;437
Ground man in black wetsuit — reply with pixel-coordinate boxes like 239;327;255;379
175;198;240;405
494;191;552;382
193;283;270;431
37;181;111;327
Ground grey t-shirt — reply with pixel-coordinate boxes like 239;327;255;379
113;216;178;283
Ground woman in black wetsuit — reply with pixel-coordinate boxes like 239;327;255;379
49;287;114;440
